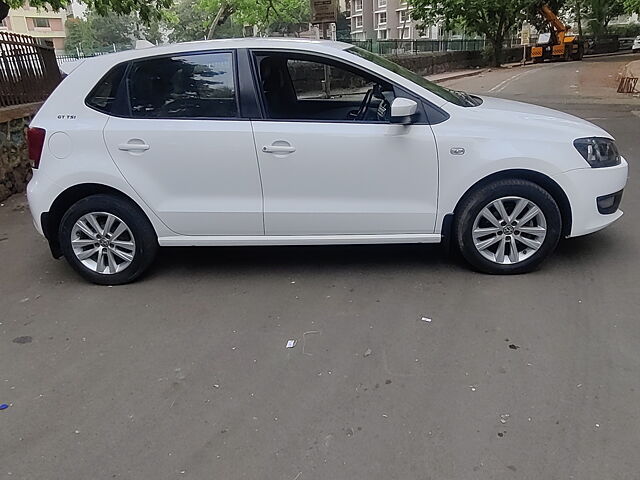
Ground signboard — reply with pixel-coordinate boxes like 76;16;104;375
311;0;337;23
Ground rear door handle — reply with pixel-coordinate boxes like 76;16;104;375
262;144;296;154
118;143;150;152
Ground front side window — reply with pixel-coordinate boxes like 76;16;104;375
256;53;396;122
127;52;237;119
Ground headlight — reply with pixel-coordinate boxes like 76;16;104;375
573;137;621;168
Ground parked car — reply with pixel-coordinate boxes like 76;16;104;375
633;35;640;52
26;39;628;284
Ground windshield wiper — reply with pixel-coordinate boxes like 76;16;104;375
452;90;480;107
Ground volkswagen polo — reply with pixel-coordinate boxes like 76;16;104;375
26;39;628;284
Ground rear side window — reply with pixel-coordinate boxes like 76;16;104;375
127;52;238;119
86;63;127;114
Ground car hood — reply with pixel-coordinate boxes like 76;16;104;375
473;95;610;139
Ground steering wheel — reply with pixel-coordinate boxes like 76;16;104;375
353;88;374;121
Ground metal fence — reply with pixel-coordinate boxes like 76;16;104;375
56;51;113;64
346;37;523;55
0;31;61;108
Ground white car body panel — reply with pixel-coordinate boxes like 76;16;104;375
27;38;628;253
252;121;438;235
104;117;263;235
432;95;627;237
159;233;441;246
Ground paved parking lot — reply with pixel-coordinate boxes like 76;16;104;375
2;54;640;479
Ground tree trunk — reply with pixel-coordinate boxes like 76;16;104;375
488;37;504;67
0;0;9;22
575;0;583;37
207;4;228;40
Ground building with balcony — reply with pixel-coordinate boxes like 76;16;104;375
349;0;439;41
0;2;67;52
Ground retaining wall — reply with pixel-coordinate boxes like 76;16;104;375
0;103;40;202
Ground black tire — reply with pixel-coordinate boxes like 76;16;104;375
59;194;158;285
454;179;562;275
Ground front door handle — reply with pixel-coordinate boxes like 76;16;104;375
262;144;296;154
118;142;150;152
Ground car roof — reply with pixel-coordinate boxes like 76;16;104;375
83;38;354;65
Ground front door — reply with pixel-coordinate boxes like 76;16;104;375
251;52;439;236
104;51;263;236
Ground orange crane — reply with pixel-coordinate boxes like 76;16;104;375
531;3;584;62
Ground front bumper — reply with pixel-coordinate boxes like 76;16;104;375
553;158;629;237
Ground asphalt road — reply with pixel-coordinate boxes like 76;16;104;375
2;54;640;480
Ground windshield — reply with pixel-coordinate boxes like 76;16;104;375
346;46;480;107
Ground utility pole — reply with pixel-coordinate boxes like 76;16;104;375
575;0;583;37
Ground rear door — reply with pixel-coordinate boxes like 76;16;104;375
103;51;263;236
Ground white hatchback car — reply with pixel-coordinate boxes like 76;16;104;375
633;35;640;52
27;39;628;284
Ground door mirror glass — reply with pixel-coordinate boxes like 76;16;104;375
390;97;418;124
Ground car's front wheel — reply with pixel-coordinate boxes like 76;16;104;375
455;179;562;274
59;194;158;285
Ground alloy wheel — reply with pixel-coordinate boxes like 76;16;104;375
472;196;547;265
70;212;136;274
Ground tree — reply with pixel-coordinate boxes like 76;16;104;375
166;0;245;41
524;0;566;31
165;0;210;41
65;10;162;55
625;0;640;14
197;0;310;38
585;0;625;36
265;0;310;36
335;9;351;40
410;0;534;66
1;0;171;22
90;11;137;48
65;17;96;54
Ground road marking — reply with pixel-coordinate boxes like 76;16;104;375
487;67;542;93
488;73;525;93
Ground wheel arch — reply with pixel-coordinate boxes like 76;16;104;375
42;183;155;258
444;169;572;241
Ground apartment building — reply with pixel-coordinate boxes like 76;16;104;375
0;2;67;52
349;0;438;41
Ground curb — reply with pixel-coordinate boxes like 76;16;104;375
430;68;487;84
585;50;638;59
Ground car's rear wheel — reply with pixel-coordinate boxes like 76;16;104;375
455;179;562;274
59;194;158;284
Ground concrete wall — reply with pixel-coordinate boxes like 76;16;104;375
0;103;40;202
390;47;529;76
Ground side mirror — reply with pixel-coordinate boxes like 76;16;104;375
390;98;418;125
